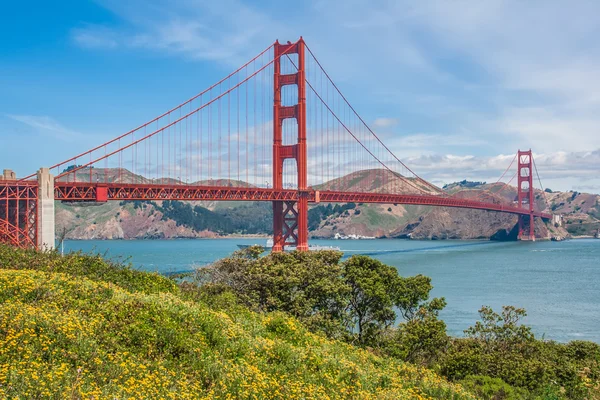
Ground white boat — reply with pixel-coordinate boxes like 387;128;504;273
237;239;340;251
334;232;376;240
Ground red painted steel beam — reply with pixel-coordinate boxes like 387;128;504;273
314;190;551;219
0;182;39;249
0;219;36;249
54;182;551;219
54;183;300;202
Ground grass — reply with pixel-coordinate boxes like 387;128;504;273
0;245;474;399
566;222;600;236
0;246;177;295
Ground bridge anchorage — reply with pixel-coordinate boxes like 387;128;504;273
1;38;551;251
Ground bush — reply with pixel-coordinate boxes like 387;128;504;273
195;247;350;339
0;245;178;295
458;375;529;399
439;306;600;399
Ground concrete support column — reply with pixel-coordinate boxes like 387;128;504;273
37;168;55;250
2;169;16;181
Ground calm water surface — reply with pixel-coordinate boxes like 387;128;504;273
63;238;600;343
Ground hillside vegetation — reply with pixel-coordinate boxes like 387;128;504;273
196;248;600;400
0;245;472;399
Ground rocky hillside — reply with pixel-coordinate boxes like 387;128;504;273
56;201;215;240
55;168;598;241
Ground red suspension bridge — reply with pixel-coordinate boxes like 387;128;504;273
1;38;551;251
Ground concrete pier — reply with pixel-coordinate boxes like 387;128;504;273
1;169;16;181
36;168;55;250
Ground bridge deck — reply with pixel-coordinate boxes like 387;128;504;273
54;182;551;219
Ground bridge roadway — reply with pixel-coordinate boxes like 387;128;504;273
54;182;552;219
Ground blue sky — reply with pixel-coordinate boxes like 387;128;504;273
1;0;599;192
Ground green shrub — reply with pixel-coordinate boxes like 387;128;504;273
0;244;178;295
439;306;600;399
458;375;529;399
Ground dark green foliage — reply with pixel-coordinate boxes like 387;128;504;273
196;248;350;338
119;200;151;209
197;251;447;352
342;256;400;344
566;221;600;236
383;304;448;365
464;306;534;344
62;164;82;173
439;306;600;399
378;275;448;365
341;256;447;350
156;200;272;234
591;201;600;219
158;200;233;233
458;375;529;399
308;203;356;230
0;244;178;295
443;180;486;189
545;188;553;193
216;202;272;233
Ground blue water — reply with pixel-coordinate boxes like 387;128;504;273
63;238;600;343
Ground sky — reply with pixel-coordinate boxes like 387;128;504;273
1;0;599;193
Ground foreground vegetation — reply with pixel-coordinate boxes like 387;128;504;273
1;245;598;399
0;245;472;399
196;248;600;399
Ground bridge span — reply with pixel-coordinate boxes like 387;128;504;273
1;38;551;251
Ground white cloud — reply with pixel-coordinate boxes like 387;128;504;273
6;115;82;140
68;0;600;192
372;118;398;129
72;25;119;49
71;0;288;65
405;149;600;193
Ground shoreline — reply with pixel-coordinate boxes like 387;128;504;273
62;236;581;242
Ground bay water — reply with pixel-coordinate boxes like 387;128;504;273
63;238;600;343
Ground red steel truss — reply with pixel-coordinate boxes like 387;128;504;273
53;182;551;219
54;183;299;202
0;182;38;249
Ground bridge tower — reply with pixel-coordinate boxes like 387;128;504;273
36;168;55;250
517;150;535;241
272;38;309;252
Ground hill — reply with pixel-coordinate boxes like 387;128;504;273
54;168;599;240
0;245;472;399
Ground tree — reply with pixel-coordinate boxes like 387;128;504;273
440;306;545;393
341;255;401;345
395;274;436;321
465;305;534;347
196;248;350;338
384;276;448;365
